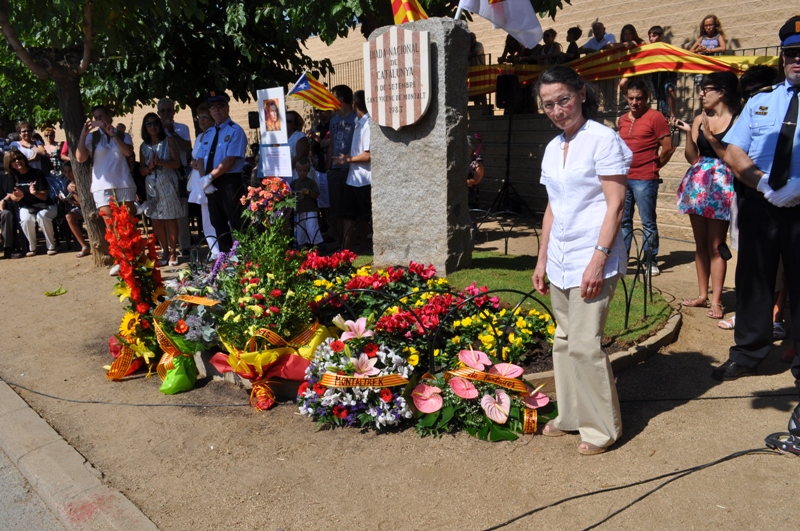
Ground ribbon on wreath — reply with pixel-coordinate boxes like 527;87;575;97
443;367;529;394
106;339;137;380
523;408;537;434
211;322;332;410
320;373;410;388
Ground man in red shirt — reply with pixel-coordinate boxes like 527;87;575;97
618;79;675;275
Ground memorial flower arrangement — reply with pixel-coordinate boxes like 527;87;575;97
298;318;415;429
240;177;295;224
103;201;166;379
412;352;555;442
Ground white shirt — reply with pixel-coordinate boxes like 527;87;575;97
540;120;632;290
582;33;616;51
10;141;43;170
84;131;135;192
346;114;371;187
287;130;305;158
166;122;191;167
200;118;247;174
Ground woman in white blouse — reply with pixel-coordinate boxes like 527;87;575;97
532;66;632;455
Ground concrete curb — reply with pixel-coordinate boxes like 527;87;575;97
0;380;157;531
523;312;683;389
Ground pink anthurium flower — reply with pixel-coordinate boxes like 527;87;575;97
448;377;479;399
411;383;443;413
522;391;550;409
458;349;492;370
488;363;524;378
351;353;379;377
481;390;511;424
340;317;374;341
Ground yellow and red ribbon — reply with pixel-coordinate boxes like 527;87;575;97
320;373;410;388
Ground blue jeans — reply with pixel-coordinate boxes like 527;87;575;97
621;179;659;261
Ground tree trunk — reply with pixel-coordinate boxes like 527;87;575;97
54;75;110;266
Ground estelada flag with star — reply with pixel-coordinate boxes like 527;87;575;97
393;0;428;24
286;72;342;111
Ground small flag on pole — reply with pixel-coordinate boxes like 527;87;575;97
392;0;428;24
286;72;342;111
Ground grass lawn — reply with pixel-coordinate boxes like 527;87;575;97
356;251;672;346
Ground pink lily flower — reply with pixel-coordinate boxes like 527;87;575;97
341;317;374;342
522;391;550;409
448;377;479;399
481;390;511;424
351;353;379;377
458;349;492;371
488;363;524;378
411;383;443;413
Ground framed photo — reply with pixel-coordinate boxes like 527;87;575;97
257;87;287;144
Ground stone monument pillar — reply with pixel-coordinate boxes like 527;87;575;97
367;18;472;275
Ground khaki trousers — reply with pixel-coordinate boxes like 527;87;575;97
550;276;622;448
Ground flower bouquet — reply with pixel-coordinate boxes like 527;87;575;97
298;317;415;429
240;177;295;225
103;201;166;379
412;349;556;442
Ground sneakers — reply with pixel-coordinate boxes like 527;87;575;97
647;263;660;277
109;264;121;276
26;251;36;257
47;249;58;256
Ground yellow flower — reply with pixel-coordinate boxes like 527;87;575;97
286;289;295;297
508;332;516;342
479;334;496;348
462;316;473;327
387;306;400;315
119;312;140;335
499;309;507;317
452;336;461;345
314;295;324;302
528;309;540;316
514;337;523;348
223;310;235;321
244;271;255;278
335;277;343;284
233;315;242;323
313;280;327;287
516;317;527;328
412;287;420;292
151;286;167;303
433;349;440;357
513;307;521;316
541;313;551;321
266;273;275;279
112;282;132;303
238;296;253;304
547;324;556;336
247;305;264;316
502;346;509;360
453;319;461;328
407;354;419;366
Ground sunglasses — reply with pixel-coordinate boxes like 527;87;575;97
11;157;25;163
209;104;227;110
197;115;211;120
145;121;161;127
20;129;31;134
783;48;800;59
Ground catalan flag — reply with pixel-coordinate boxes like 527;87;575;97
392;0;428;25
286;72;342;111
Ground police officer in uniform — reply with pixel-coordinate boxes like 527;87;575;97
197;91;247;253
712;17;800;387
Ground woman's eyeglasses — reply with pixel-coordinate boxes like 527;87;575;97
145;121;161;127
19;129;31;134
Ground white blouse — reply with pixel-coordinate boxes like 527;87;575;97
540;120;632;290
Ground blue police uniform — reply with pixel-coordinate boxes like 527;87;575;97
203;117;247;252
721;80;800;373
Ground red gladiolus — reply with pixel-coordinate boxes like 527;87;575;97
379;388;393;403
174;320;189;334
330;340;345;352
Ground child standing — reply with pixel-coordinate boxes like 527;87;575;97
290;157;323;247
690;15;727;55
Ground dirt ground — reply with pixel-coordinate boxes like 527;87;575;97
1;235;798;531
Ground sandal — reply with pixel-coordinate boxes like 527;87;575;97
707;303;724;319
774;322;787;341
542;421;568;437
765;432;800;455
76;246;91;258
578;441;608;455
718;316;735;330
682;297;709;308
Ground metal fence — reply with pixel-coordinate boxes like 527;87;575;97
320;59;365;93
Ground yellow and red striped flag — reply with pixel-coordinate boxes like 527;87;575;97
286;72;342;111
392;0;428;25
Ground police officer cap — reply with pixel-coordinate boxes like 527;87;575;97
206;91;230;104
779;16;800;48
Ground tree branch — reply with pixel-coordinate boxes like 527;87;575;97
0;1;49;79
75;0;93;75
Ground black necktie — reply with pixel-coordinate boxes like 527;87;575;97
769;87;798;190
205;126;220;175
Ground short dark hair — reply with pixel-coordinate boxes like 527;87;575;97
16;121;33;134
353;90;367;113
331;85;353;105
90;105;112;117
567;27;583;40
739;65;778;100
295;156;312;168
141;112;166;144
626;78;651;99
535;65;600;120
648;26;664;36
